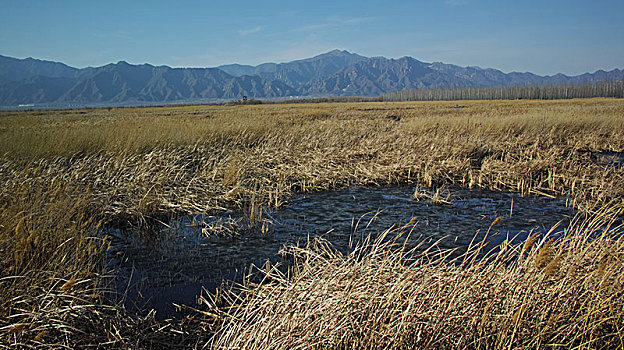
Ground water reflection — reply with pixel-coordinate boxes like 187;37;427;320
105;186;574;318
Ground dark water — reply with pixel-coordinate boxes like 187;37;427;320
595;151;624;169
580;150;624;169
104;186;574;319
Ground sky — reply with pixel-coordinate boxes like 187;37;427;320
1;0;623;76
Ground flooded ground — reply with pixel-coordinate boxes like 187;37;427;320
104;186;574;319
595;151;624;169
579;150;624;169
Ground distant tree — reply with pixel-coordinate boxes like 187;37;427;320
381;81;624;102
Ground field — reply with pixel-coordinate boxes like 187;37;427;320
1;98;623;348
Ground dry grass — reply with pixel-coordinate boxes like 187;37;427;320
1;98;624;347
2;99;623;220
0;178;186;348
206;206;624;349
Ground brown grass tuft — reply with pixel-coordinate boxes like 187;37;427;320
1;99;624;347
60;278;76;292
491;216;502;226
206;207;624;349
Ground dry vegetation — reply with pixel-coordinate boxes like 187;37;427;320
1;98;623;348
206;208;624;349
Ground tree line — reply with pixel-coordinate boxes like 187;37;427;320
381;80;624;102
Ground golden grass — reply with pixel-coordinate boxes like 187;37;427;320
2;99;623;219
1;98;623;347
205;207;624;349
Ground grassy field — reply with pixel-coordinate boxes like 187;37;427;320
1;98;623;348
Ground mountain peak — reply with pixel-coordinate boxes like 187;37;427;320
314;49;360;59
1;52;622;108
298;49;367;65
325;49;351;56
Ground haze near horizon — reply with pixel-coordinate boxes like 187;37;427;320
1;0;623;76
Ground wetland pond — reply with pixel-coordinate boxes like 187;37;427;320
104;186;574;319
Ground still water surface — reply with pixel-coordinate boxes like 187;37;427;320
105;186;574;318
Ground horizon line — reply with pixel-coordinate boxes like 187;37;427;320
1;50;622;78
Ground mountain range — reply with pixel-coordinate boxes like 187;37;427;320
1;49;622;108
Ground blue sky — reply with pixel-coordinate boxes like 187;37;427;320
1;0;622;75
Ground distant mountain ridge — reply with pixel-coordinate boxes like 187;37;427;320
0;50;622;107
218;49;368;88
0;55;80;84
0;55;296;106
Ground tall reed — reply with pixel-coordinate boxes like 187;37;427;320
206;205;624;349
1;98;623;347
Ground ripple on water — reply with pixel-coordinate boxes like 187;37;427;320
104;186;574;319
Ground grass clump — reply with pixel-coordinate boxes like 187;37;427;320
1;98;624;347
2;99;624;219
206;206;624;349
